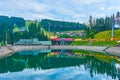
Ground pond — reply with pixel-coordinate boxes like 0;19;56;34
0;49;120;80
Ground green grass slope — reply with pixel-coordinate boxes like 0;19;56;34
94;30;120;39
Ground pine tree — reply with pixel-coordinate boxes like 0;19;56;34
89;15;93;29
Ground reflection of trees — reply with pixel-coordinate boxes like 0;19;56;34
0;51;119;79
41;57;88;69
86;56;118;79
118;69;120;80
0;52;48;73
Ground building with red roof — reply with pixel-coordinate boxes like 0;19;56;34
51;38;74;45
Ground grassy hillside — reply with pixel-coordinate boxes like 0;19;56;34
72;41;117;46
94;30;120;39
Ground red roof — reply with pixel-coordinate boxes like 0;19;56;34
51;38;60;41
51;38;73;41
53;52;61;54
64;38;73;41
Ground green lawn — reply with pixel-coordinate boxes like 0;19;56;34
72;41;117;47
71;30;120;47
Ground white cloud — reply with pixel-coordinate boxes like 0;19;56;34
83;0;101;4
100;7;105;11
0;0;120;23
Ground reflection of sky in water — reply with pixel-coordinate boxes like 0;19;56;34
0;65;118;80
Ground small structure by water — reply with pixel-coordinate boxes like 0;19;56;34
15;38;51;45
51;38;73;45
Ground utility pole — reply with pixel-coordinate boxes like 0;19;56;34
5;21;8;46
112;19;114;39
13;28;15;45
111;15;115;39
5;31;7;46
48;23;51;49
48;23;51;39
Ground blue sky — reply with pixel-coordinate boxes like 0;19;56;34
0;0;120;23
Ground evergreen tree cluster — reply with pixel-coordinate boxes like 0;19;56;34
0;16;25;45
0;16;48;45
27;21;48;41
10;21;49;44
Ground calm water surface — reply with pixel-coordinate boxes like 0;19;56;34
0;49;120;80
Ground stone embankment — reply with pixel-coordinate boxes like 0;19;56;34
50;46;107;53
11;45;48;52
0;46;13;58
0;45;120;58
104;47;120;56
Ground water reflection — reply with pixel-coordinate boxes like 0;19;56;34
0;49;120;80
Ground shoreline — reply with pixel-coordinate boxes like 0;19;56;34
0;45;120;58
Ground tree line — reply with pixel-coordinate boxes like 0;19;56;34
0;16;25;28
41;19;85;32
85;11;120;38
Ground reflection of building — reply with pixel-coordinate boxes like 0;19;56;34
15;38;51;45
51;38;73;45
18;49;51;55
48;50;73;57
